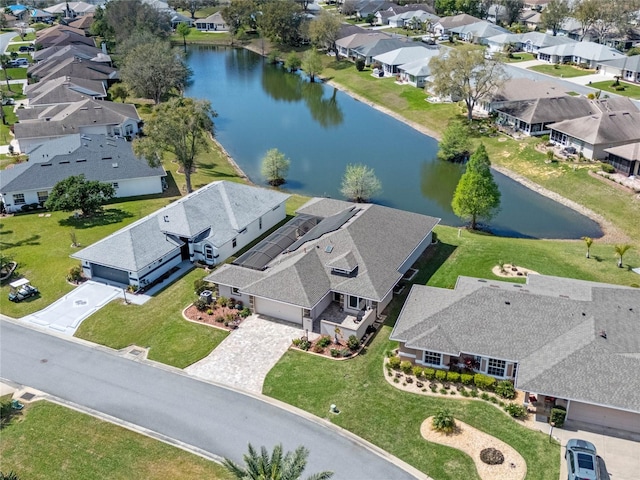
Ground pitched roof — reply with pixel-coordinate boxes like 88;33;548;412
36;24;86;38
398;58;432;77
449;20;509;39
336;32;390;50
33;44;103;62
519;31;577;48
68;14;94;30
0;134;165;193
391;275;640;413
597;55;640;73
388;4;436;15
353;38;410;57
45;2;96;15
32;44;110;65
25;76;106;106
72;181;290;271
604;142;640;161
549;111;640;145
195;12;226;24
488;78;569;103
36;29;94;49
495;96;595;124
206;199;440;307
30;57;118;83
436;13;482;29
373;45;439;66
537;41;625;62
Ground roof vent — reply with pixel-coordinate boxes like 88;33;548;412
599;330;607;339
76;158;86;162
163;215;169;222
505;301;510;305
112;162;118;168
325;245;334;253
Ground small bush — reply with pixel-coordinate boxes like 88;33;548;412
600;162;616;173
355;58;365;71
495;380;516;399
474;373;496;390
340;348;352;357
215;315;224;323
460;389;470;397
460;374;474;385
489;396;498;404
206;309;213;315
267;50;280;64
432;408;456;433
406;377;413;384
446;371;460;383
423;368;435;379
347;335;360;351
439;388;448;395
550;406;566;427
400;361;413;374
470;389;479;398
388;356;401;369
430;383;437;391
66;264;83;283
298;339;311;351
413;366;423;378
217;296;228;307
193;278;210;295
435;370;447;381
312;344;325;353
194;298;208;311
480;447;504;465
317;336;332;348
239;307;251;318
505;403;527;418
481;392;491;401
292;338;302;347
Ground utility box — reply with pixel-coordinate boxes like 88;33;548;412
200;290;214;305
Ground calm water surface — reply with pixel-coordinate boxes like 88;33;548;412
186;46;602;239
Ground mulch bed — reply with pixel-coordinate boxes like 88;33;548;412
184;304;246;331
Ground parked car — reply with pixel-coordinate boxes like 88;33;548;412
566;439;599;480
421;35;436;45
2;97;15;105
438;34;450;41
9;58;29;67
7;278;39;302
18;45;35;52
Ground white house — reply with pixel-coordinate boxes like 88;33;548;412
598;55;640;84
194;12;228;31
398;58;433;87
372;45;439;76
72;181;289;288
536;41;624;69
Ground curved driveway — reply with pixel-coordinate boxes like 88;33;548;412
0;320;422;480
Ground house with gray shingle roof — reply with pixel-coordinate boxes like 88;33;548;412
205;198;439;340
536;41;624;69
335;32;390;59
72;181;289;287
604;142;640;177
598;55;640;85
195;12;228;31
25;76;107;106
29;57;119;84
391;275;640;434
433;13;482;37
449;20;509;45
373;45;439;76
353;37;411;66
0;134;165;213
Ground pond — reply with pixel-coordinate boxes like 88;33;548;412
185;46;602;239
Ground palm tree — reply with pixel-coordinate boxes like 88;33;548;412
614;244;631;268
582;236;593;258
0;54;13;93
223;444;333;480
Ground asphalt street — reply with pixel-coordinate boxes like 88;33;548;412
0;320;421;480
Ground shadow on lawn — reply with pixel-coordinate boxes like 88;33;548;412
0;234;40;249
59;209;133;229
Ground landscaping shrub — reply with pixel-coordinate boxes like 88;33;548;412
214;315;224;323
600;163;616;173
480;448;504;465
340;348;351;357
317;336;332;348
388;356;401;369
474;373;496;390
347;335;359;351
435;370;447;381
330;348;340;358
495;380;516;399
239;307;251;318
298;339;311;351
439;387;447;395
267;50;280;64
66;265;83;283
470;389;479;398
423;368;435;379
430;383;437;391
460;389;470;397
550;406;566;427
460;373;474;385
489;396;498;403
193;278;210;295
0;398;14;426
292;338;302;347
505;403;527;418
446;371;460;383
194;298;208;311
312;344;325;353
355;58;365;71
432;408;456;433
206;309;213;315
412;366;423;378
217;296;228;307
400;361;413;374
481;392;491;401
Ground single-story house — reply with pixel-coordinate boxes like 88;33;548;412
206;198;440;340
353;37;410;66
45;2;96;17
335;32;390;59
485;31;577;54
449;20;509;45
372;45;438;76
25;76;107;106
536;41;624;69
36;29;95;49
520;10;542;30
194;12;228;32
29;57;119;85
549;110;640;160
68;14;95;32
29;9;54;22
353;0;394;19
398;58;433;87
0;134;165;213
597;55;640;85
72;181;289;288
477;77;569;113
390;275;640;434
14;99;140;152
604;142;640;177
387;10;439;29
494;96;595;136
33;44;106;63
433;13;482;37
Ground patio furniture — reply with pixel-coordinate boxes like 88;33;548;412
11;399;24;410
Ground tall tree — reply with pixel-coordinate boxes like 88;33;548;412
500;0;524;26
101;0;171;44
429;48;507;122
308;10;341;55
120;40;192;104
341;164;382;203
435;0;457;15
541;0;571;36
223;444;333;480
257;0;304;46
45;175;116;217
0;55;12;93
261;148;291;186
437;121;471;162
573;0;599;41
222;0;257;38
169;0;218;20
133;98;216;193
451;144;501;230
176;22;191;50
301;50;323;82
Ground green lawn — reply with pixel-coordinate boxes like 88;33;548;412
588;80;640;99
5;43;32;52
0;67;28;80
528;64;595;78
1;83;26;99
11;32;35;41
170;27;231;45
0;153;26;170
1;104;18;144
504;52;535;63
0;401;231;480
75;269;229;368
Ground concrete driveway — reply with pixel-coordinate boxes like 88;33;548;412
185;315;310;393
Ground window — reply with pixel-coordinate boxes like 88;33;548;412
231;287;240;295
37;191;48;203
204;245;214;260
423;351;441;366
13;194;25;205
112;182;119;189
348;295;359;309
232;238;237;248
487;358;506;377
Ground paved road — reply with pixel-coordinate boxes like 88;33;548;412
0;31;17;53
0;320;422;480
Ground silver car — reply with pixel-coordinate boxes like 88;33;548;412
566;438;599;480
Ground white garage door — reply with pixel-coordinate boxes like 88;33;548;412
254;297;302;325
569;402;640;434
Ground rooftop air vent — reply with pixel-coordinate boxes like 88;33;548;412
111;162;118;168
325;245;334;253
599;330;607;339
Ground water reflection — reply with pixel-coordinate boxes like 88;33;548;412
420;159;463;213
303;83;343;128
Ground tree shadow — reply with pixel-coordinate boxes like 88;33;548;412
0;234;41;249
162;171;181;198
59;209;133;229
414;241;458;285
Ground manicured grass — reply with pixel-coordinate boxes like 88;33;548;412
0;401;231;480
1;104;18;143
5;43;32;52
75;269;229;368
528;64;595;78
0;67;28;80
264;323;560;480
0;153;27;169
504;52;535;63
11;32;35;41
170;27;231;45
588;80;640;99
0;195;175;318
1;84;26;99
